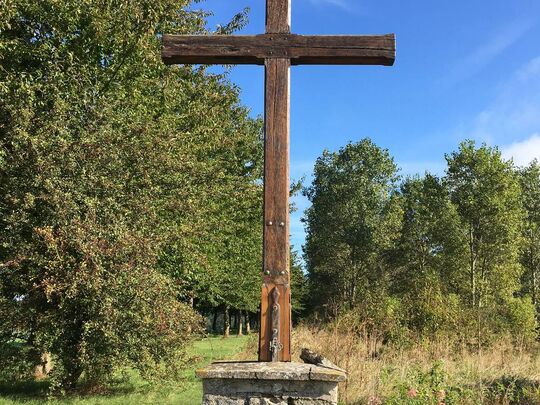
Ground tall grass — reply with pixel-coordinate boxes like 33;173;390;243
282;322;540;404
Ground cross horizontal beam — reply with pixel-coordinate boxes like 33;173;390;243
162;34;395;66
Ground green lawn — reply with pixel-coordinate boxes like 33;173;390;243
0;335;253;405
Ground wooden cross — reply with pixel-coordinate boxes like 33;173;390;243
162;0;395;362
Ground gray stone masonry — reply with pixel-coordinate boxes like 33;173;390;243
196;361;346;405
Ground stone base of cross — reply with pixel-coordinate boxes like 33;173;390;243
162;0;395;362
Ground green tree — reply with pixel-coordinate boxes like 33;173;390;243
390;174;466;336
290;248;308;321
0;0;261;389
446;141;524;309
519;160;540;315
445;141;531;342
303;139;401;314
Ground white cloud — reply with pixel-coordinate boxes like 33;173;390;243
445;19;534;87
469;56;540;145
502;134;540;167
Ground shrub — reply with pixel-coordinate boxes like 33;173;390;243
384;361;477;405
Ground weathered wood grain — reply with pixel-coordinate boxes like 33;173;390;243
258;58;291;362
162;34;396;66
266;0;290;33
259;284;291;362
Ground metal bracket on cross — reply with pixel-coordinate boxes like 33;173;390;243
263;268;289;285
269;287;283;362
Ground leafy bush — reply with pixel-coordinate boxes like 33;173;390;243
485;376;540;404
384;361;476;405
498;297;537;343
0;342;40;382
1;0;254;391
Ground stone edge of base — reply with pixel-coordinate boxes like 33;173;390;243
203;394;336;405
196;361;347;383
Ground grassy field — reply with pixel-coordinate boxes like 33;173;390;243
5;328;540;404
290;325;540;405
0;335;252;405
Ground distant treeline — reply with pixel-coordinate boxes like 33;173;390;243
302;139;540;347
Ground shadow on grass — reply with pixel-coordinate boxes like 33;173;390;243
0;377;156;403
0;336;250;404
0;379;49;400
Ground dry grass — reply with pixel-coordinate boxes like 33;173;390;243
293;323;540;404
240;323;540;404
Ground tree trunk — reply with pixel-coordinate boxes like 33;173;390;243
224;305;230;338
469;226;477;308
212;307;219;333
531;251;537;309
237;310;244;336
246;312;251;334
529;231;540;320
232;311;238;332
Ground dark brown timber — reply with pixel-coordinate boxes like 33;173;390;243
260;0;291;363
162;34;396;66
259;58;292;362
267;0;290;33
161;0;395;363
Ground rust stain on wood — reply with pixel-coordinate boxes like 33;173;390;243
259;283;291;361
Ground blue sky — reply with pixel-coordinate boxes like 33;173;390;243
198;0;540;251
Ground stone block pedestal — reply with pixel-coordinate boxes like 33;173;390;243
196;361;346;405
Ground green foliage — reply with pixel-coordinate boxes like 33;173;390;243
290;249;308;320
0;0;262;390
496;297;537;342
446;141;524;309
385;364;540;405
445;141;527;342
390;175;467;337
303;139;401;313
0;342;39;382
303;139;538;344
484;376;540;405
385;361;468;405
519;160;540;315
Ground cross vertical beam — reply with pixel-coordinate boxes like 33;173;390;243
260;58;291;362
161;0;395;365
267;0;291;33
259;0;292;362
